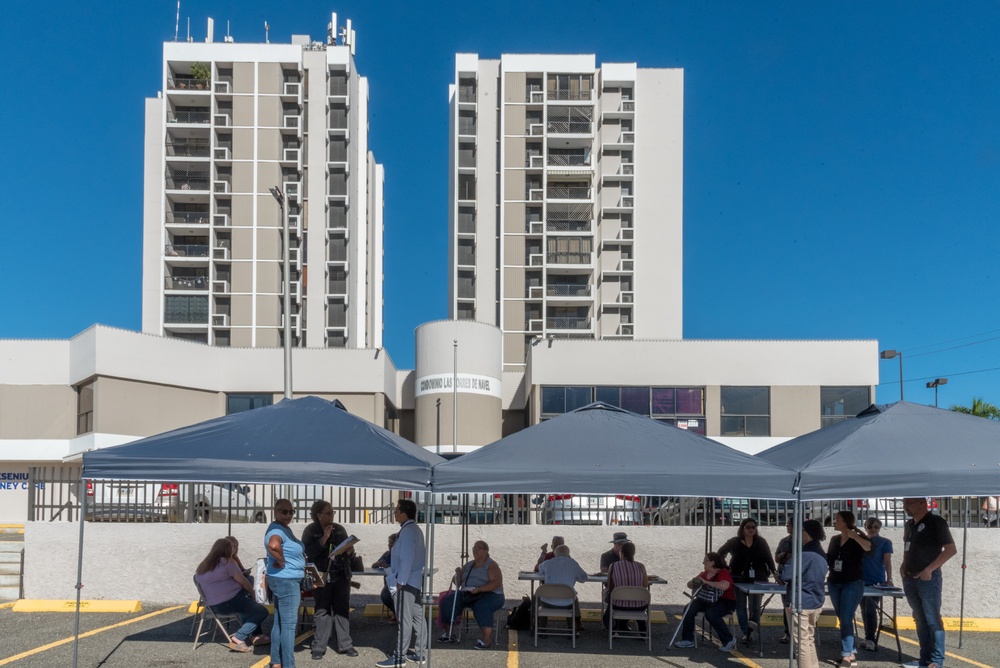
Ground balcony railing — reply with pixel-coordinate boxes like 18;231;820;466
167;77;209;91
168;110;211;124
547;154;590;167
458;122;477;136
165;141;211;158
546;220;591;232
166;211;210;225
546;316;591;329
165;176;210;190
458;85;477;103
164;275;208;290
546;186;591;199
547;252;591;265
457;252;475;266
547;121;592;134
548;90;592;101
165;244;209;258
547;284;592;297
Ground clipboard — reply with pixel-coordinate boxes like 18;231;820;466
331;534;360;557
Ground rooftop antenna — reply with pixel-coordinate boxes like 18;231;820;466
173;0;180;42
265;21;270;44
225;20;233;43
186;17;192;42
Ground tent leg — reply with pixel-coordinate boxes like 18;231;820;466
425;502;435;668
958;496;968;648
72;477;88;668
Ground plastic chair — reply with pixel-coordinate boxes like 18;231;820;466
533;584;578;648
192;576;241;650
607;586;651;650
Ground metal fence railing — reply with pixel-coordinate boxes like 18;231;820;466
26;469;998;529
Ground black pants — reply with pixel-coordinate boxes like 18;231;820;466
311;578;353;654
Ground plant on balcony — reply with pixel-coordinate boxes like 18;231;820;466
190;62;211;89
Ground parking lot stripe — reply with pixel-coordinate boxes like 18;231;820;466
0;602;15;610
0;605;184;666
896;634;993;668
249;630;314;668
506;629;518;668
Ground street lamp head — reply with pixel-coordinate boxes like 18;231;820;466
926;378;948;388
269;186;284;205
879;349;898;360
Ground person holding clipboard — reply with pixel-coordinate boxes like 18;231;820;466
302;500;363;660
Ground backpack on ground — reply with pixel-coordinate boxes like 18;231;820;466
506;595;532;630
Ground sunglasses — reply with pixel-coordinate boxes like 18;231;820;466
276;508;295;516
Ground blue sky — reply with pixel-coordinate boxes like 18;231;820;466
1;1;998;409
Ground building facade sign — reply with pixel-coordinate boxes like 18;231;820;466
414;373;502;399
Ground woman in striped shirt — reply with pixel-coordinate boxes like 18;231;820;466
602;542;648;633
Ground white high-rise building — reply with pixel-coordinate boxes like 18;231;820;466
142;13;384;349
448;54;684;371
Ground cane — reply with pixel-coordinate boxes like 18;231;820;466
668;586;702;650
443;565;470;642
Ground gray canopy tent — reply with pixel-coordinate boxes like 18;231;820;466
755;401;1000;663
76;396;444;668
433;402;799;497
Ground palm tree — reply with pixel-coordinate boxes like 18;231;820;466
950;397;1000;420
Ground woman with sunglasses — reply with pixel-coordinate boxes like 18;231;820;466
718;517;777;645
265;499;305;668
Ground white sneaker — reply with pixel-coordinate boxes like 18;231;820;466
902;662;921;668
720;637;738;652
674;640;695;648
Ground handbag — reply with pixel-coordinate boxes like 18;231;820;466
695;583;721;604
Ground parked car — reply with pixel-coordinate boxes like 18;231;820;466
538;493;643;525
83;481;163;521
154;482;267;523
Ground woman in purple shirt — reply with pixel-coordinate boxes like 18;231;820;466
194;537;269;652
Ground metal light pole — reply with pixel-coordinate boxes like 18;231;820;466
880;349;904;401
269;186;292;400
926;378;948;408
452;339;458;453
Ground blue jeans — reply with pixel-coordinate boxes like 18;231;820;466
828;579;864;657
439;591;505;629
861;594;880;641
734;587;760;636
212;589;269;642
681;598;736;644
269;576;302;667
904;571;945;667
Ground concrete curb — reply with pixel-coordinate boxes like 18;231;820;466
12;599;142;613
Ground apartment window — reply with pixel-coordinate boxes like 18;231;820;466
821;386;870;428
76;381;95;435
721;387;770;436
541;386;593;416
546;236;591;264
329;108;347;129
329;139;347;162
327;301;347;328
457;174;476;200
329;205;347;229
329;238;348;262
226;393;272;414
546;106;593;134
458;78;476;103
459;146;476;168
652;387;707;435
457;304;475;320
547;74;593;100
329;172;347;197
457;272;475;299
458;111;476;135
164;295;208;323
328;268;347;294
458;207;476;234
329;71;348;96
457;239;475;266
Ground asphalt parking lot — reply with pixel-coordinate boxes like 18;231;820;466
1;598;997;668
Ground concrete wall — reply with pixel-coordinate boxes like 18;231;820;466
24;523;1000;617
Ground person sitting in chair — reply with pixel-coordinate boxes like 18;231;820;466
194;537;270;652
603;541;649;634
674;552;738;652
536;544;587;633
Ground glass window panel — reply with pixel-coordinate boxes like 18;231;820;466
621;387;650;415
745;416;771;437
226;393;273;414
651;388;675;415
820;387;870;419
676;388;704;415
541;387;565;415
720;416;745;437
721;387;769;415
565;386;593;412
595;386;620;407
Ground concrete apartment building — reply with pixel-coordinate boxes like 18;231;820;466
448;54;683;372
0;37;879;522
142;13;384;350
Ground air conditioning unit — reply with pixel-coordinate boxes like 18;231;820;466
621;100;635;112
621;196;634;208
214;81;230;94
212;279;230;293
212;246;230;260
528;188;543;201
284;182;301;202
212;213;229;227
529;155;543;168
528;319;543;332
620;291;634;304
529;253;543;266
214;114;230;127
212;314;229;327
283;115;301;129
213;181;230;194
620;228;634;240
528;286;543;299
284;82;301;96
529;123;544;136
528;221;543;234
620;164;634;175
620;259;634;272
288;214;301;234
214;146;230;160
283;147;300;162
619;323;634;336
622;132;635;143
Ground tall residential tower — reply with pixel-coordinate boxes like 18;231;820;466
142;13;384;349
448;54;684;372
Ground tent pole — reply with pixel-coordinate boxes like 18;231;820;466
425;500;435;668
72;477;88;668
789;497;802;668
958;496;968;648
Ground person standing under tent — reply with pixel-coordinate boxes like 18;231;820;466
378;499;427;668
860;516;894;651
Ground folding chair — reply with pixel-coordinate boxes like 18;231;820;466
192;576;242;650
455;604;504;645
533;584;578;649
607;586;651;650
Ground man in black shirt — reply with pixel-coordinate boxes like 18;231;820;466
900;498;956;668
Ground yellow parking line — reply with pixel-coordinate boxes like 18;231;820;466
0;602;16;610
895;634;993;668
250;630;314;668
0;605;184;666
507;628;518;668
